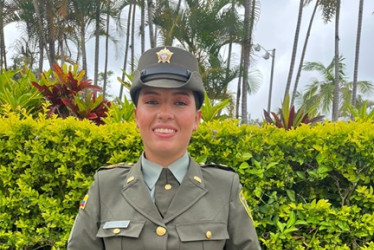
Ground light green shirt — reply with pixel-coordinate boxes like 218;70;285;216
141;152;189;201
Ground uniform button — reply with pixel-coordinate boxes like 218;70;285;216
206;231;212;239
156;226;167;236
113;228;121;234
164;184;172;190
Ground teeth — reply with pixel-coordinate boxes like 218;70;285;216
154;128;175;134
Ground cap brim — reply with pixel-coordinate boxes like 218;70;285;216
141;79;187;89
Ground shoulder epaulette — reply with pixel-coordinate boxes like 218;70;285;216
201;163;236;172
99;162;133;171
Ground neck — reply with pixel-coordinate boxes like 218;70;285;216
144;151;186;167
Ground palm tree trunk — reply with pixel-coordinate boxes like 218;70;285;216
45;0;56;66
332;0;341;121
80;22;88;78
291;0;319;106
0;0;6;71
284;0;303;99
103;1;111;99
94;0;101;86
32;0;53;70
131;2;136;72
236;49;243;119
241;0;252;124
352;0;364;107
141;0;145;53
147;0;155;48
119;4;132;99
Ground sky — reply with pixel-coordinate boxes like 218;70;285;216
3;0;374;120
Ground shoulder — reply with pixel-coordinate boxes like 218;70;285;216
201;163;236;173
98;162;134;171
199;162;238;184
96;162;134;180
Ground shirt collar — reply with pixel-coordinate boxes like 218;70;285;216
141;152;189;191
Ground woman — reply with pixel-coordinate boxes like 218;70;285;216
67;46;261;250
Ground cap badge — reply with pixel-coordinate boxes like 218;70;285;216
157;48;173;63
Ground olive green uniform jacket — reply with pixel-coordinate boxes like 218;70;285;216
67;158;261;250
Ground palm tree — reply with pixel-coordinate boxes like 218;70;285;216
284;0;304;100
291;0;319;107
119;2;132;99
147;0;156;48
352;0;364;107
241;0;251;124
32;0;54;69
332;0;341;121
296;57;373;117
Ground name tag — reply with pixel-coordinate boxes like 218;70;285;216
103;220;130;229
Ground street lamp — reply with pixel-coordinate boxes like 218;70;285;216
253;44;276;113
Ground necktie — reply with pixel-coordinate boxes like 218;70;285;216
155;168;180;217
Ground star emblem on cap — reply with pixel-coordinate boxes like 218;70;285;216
156;48;173;63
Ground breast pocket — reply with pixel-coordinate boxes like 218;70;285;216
176;222;229;250
96;220;145;250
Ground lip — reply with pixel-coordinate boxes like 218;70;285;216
152;126;178;138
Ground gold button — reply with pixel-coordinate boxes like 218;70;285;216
164;184;172;190
206;231;212;239
156;226;167;236
113;228;121;234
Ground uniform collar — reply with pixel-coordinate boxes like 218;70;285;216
141;152;189;191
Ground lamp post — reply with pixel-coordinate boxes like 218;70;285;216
254;44;276;112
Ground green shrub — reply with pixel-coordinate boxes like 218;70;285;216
0;115;373;249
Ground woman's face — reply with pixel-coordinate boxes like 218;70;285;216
134;87;201;166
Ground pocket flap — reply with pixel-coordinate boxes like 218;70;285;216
176;222;229;242
97;220;145;238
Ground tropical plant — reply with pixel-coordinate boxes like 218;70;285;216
103;96;135;124
31;64;110;124
0;67;45;116
201;92;230;122
297;56;373;118
263;93;324;130
346;100;374;122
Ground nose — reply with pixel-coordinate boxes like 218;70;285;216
157;104;174;121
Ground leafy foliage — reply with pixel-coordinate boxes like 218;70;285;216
32;64;110;125
103;96;135;124
1;114;374;249
346;100;374;122
0;67;45;117
264;93;324;130
201;92;230;122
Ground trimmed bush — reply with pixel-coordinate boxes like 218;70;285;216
0;115;373;249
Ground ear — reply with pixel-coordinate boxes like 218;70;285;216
193;110;202;131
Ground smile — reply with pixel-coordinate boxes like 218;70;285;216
153;128;177;134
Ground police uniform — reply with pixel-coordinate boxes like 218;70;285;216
67;46;261;249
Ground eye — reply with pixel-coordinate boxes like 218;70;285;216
175;101;188;106
144;100;159;105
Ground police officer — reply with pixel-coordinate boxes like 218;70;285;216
67;46;261;250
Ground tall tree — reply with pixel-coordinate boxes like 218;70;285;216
284;0;303;100
241;0;251;124
297;57;373;117
32;0;54;69
352;0;364;107
140;0;145;53
0;0;6;71
291;0;319;106
119;3;132;99
147;0;155;48
332;0;341;121
94;0;102;86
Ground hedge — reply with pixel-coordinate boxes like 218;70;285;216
0;113;373;249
